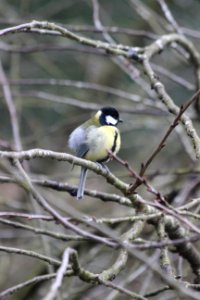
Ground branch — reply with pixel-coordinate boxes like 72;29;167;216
0;271;73;299
8;78;152;103
0;245;62;266
0;157;118;248
0;175;132;206
0;20;138;56
0;60;22;151
1;148;200;278
157;0;183;34
0;218;99;243
129;89;200;192
0;20;199;157
157;220;174;277
42;248;71;300
0;148;131;196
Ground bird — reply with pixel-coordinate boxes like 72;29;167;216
68;107;122;200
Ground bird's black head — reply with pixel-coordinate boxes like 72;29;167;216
99;107;122;126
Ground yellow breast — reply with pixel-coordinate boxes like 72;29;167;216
84;126;121;162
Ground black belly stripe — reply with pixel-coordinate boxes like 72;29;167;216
111;131;118;153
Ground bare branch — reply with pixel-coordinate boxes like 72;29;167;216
42;248;71;300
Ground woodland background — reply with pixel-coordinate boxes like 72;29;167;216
0;0;200;299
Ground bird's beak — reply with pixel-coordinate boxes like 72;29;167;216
119;118;123;123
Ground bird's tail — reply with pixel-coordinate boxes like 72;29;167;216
77;167;88;200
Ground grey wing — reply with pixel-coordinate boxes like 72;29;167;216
68;127;89;158
76;143;89;158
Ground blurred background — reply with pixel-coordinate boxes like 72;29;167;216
0;0;200;299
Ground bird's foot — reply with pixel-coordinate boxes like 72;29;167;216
96;162;110;174
69;188;77;197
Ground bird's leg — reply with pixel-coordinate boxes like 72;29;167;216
96;162;110;174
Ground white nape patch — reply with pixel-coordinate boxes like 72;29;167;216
106;115;117;125
97;110;102;117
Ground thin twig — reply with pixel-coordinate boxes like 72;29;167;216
129;89;200;192
42;248;71;300
0;60;22;151
157;0;183;34
0;245;62;266
0;271;73;298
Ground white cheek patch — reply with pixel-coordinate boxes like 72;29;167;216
106;115;117;125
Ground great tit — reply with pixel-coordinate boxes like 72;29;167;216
68;107;122;200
